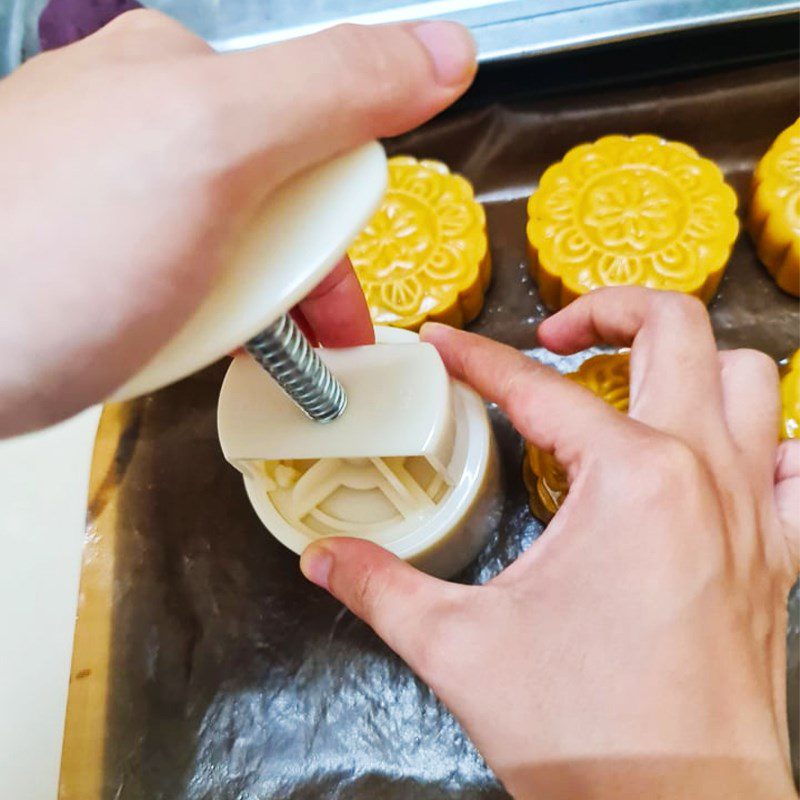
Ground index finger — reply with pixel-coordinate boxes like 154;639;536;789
298;256;375;347
420;323;628;479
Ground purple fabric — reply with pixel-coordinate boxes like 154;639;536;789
39;0;144;51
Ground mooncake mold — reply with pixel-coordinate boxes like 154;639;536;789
219;327;502;579
348;156;490;330
523;352;630;521
781;350;800;440
527;135;739;309
748;119;800;297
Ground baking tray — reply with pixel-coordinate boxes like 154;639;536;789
2;0;798;75
60;53;799;799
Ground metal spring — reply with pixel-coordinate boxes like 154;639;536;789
246;314;347;423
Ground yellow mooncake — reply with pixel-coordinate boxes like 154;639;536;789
523;352;630;521
349;156;490;330
527;135;739;309
748;119;800;297
781;350;800;440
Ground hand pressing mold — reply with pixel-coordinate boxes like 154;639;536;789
218;327;502;579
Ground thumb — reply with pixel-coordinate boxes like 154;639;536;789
208;21;477;188
775;440;800;576
300;537;464;666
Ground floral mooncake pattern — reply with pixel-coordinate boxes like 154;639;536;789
527;135;739;309
348;156;490;330
748;119;800;297
523;352;630;521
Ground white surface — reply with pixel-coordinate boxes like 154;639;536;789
113;141;387;401
218;338;454;467
0;408;100;800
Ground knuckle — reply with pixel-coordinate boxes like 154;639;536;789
619;432;710;513
501;369;530;413
724;348;779;382
325;22;375;53
600;284;648;303
105;8;173;35
502;354;552;411
351;562;387;617
627;433;704;496
103;9;206;52
776;438;800;482
654;435;702;479
652;291;708;326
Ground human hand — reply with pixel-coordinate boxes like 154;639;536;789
300;287;799;799
0;10;477;435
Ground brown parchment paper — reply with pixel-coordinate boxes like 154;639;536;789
61;58;799;800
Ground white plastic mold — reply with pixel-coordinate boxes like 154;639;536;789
218;327;502;578
112;141;387;401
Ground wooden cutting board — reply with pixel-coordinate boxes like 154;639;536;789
59;405;131;800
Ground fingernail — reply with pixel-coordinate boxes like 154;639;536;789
411;21;477;87
300;544;333;591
